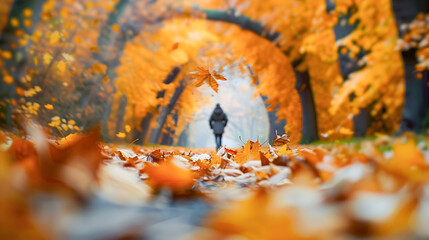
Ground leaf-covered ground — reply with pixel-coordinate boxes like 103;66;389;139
1;126;429;239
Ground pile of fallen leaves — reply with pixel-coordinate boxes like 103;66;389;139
1;125;429;239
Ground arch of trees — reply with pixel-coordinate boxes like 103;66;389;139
0;0;427;145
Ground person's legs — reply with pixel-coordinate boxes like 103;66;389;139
215;134;221;149
219;133;223;146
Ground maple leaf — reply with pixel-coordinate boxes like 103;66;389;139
234;140;260;164
259;151;270;166
277;144;292;156
147;149;163;163
273;131;290;146
189;66;227;93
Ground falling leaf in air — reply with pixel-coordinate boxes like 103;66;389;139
189;66;227;93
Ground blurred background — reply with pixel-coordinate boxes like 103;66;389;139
0;0;428;147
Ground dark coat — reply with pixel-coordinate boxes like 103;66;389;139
209;105;228;135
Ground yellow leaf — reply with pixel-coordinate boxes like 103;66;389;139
339;127;353;135
24;19;32;28
278;144;292;156
49;31;61;44
234;140;260;164
43;53;53;65
125;125;131;133
116;132;126;138
44;104;53;110
10;18;19;27
57;60;66;73
389;138;426;169
23;8;33;18
34;57;38;66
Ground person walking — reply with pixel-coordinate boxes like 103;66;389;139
209;104;228;149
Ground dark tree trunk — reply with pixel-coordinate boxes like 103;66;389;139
94;0;130;63
131;67;181;144
0;0;46;126
202;9;279;42
391;0;429;133
294;70;318;143
149;80;186;144
95;0;131;141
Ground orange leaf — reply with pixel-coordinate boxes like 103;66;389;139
112;24;120;32
144;160;194;189
92;63;107;75
189;66;227;93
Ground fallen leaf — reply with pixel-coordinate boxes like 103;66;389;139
144;159;194;189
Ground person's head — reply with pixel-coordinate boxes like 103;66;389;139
216;103;220;108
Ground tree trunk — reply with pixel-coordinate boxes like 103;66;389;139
391;0;429;133
294;70;318;143
149;80;186;144
0;0;46;126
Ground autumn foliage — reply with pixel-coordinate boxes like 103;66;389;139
0;0;429;239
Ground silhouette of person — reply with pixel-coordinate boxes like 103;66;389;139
209;103;228;149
